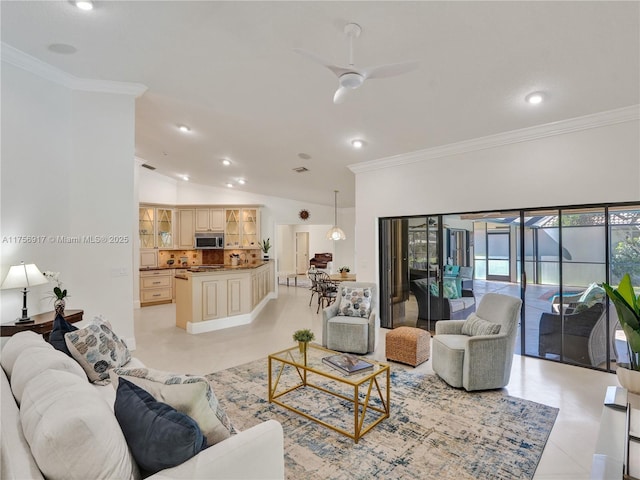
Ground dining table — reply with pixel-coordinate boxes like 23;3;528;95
329;273;356;282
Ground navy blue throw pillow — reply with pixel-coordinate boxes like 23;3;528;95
48;313;78;357
114;378;207;475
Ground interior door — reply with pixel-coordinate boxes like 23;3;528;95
295;232;309;274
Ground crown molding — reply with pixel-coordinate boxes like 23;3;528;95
1;42;147;97
349;105;640;174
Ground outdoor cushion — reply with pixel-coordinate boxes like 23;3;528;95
430;278;459;299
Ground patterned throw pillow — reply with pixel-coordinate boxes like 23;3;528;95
337;287;372;318
461;314;501;336
111;367;234;445
65;317;131;384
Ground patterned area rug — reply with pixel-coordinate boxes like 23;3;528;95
206;359;558;480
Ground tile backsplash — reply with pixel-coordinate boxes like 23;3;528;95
158;249;262;266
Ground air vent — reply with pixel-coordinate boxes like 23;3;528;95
293;166;309;173
141;163;156;170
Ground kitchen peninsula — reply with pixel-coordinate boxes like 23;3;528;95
175;261;275;334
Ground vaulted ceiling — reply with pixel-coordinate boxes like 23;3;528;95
2;1;639;207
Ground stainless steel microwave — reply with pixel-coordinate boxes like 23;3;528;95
194;232;224;249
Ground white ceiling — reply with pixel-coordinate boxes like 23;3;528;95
2;1;639;207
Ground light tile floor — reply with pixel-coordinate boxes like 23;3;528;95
133;283;619;480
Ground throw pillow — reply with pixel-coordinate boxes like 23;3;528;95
461;314;501;336
114;378;207;475
48;313;78;357
65;317;131;384
337;287;372;317
428;279;460;299
110;367;233;445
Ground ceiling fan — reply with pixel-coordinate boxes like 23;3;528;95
294;23;419;104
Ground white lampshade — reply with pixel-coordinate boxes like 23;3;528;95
1;263;47;290
326;226;346;241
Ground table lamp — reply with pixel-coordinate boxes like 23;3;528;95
1;262;48;324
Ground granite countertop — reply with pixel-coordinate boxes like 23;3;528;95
141;261;269;273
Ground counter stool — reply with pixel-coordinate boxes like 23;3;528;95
385;326;430;367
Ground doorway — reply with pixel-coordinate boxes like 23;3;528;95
295;232;309;274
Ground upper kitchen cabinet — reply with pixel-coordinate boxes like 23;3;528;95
195;208;224;232
225;208;260;249
176;209;195;249
139;205;174;249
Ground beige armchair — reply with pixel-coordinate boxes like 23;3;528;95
322;282;377;354
432;293;522;391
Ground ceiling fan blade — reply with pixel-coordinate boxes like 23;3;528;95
333;86;349;104
360;61;419;80
293;48;352;78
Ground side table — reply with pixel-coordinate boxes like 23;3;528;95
0;309;84;340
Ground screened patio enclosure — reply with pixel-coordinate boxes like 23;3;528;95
379;202;640;372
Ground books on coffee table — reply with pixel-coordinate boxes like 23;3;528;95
322;353;374;376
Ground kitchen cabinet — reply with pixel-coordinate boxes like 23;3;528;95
176;209;195;249
140;206;174;267
140;269;173;306
224;208;260;249
195;208;224;232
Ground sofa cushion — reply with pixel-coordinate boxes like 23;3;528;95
48;313;78;357
115;378;207;475
65;317;131;384
11;347;87;405
1;330;52;379
110;367;233;445
20;369;139;480
337;287;372;318
461;313;501;336
429;278;460;299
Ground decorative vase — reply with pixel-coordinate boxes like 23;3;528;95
340;271;347;278
298;341;308;354
263;254;269;261
616;363;640;395
54;298;65;316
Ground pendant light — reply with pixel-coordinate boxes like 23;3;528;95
326;190;346;241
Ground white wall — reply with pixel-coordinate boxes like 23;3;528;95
353;118;640;283
1;62;138;343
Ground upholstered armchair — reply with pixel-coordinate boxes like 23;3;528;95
432;293;522;391
322;282;377;355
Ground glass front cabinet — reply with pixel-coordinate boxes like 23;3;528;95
139;205;174;267
224;208;260;249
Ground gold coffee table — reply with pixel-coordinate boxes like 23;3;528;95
268;344;390;443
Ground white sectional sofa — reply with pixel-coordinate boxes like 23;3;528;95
1;330;284;480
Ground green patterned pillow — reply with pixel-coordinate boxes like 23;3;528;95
429;279;459;299
337;287;372;317
461;314;501;336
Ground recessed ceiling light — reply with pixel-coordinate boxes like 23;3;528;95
178;125;191;133
226;183;234;188
237;179;246;185
525;92;544;105
74;1;93;11
222;159;231;166
351;139;364;149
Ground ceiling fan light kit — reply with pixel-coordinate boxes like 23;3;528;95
294;22;418;104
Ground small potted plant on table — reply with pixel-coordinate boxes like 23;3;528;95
293;328;315;354
338;266;350;278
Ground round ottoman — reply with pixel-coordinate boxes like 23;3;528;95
385;326;430;367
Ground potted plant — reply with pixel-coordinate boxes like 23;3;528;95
43;271;69;315
602;273;640;394
338;266;350;278
292;328;315;354
260;238;271;260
